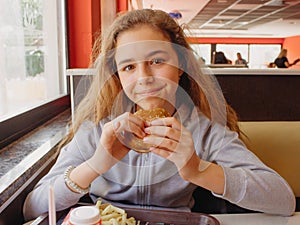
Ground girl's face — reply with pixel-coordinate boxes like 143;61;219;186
114;25;182;112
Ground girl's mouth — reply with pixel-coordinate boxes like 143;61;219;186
136;84;166;96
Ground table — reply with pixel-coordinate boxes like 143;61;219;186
25;211;300;225
213;212;300;225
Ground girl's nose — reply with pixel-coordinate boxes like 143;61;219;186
136;62;154;85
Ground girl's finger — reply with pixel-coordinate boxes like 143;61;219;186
149;117;181;130
143;135;178;151
144;126;181;141
113;113;146;138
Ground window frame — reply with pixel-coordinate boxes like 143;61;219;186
0;96;70;149
0;0;69;150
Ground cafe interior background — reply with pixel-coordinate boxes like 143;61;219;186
0;0;300;224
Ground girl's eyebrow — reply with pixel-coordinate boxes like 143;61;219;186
146;49;169;58
116;58;134;67
116;50;169;67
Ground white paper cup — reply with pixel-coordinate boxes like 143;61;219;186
69;206;101;225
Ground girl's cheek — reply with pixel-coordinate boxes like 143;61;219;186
120;75;137;86
119;79;131;91
122;80;136;92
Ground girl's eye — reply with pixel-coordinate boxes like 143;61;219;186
123;64;134;71
150;58;165;65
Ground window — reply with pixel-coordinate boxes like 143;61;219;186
191;43;282;68
216;44;248;65
0;0;67;122
190;44;211;64
249;44;281;69
215;44;281;68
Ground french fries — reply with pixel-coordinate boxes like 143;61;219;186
95;200;140;225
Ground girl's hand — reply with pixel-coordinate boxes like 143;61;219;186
143;117;201;181
88;112;146;174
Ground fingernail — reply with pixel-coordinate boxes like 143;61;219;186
149;119;159;125
144;127;151;134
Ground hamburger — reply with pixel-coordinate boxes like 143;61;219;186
124;108;170;153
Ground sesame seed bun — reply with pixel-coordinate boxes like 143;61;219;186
128;108;170;153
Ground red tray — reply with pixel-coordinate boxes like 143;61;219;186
122;208;220;225
57;207;220;225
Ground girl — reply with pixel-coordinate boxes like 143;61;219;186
274;48;300;68
23;9;295;221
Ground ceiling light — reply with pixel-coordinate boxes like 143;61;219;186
267;0;284;6
215;15;237;19
230;4;260;10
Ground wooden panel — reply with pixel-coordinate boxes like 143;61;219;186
216;75;300;121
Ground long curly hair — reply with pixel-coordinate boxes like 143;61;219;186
60;9;241;148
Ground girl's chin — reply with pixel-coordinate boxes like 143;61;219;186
136;101;173;111
134;96;175;110
137;103;162;110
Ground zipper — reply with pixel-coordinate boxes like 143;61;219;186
138;152;150;207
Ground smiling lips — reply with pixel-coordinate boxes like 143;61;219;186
136;84;166;96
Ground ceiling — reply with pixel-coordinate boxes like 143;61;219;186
138;0;300;38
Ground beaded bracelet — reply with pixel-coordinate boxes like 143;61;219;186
63;166;90;195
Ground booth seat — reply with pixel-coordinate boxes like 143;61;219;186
239;121;300;197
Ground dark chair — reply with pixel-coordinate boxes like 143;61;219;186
191;186;258;214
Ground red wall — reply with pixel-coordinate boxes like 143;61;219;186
283;35;300;69
117;0;128;14
67;0;128;68
67;1;100;68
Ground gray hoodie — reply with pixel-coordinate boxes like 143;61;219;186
23;104;296;220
